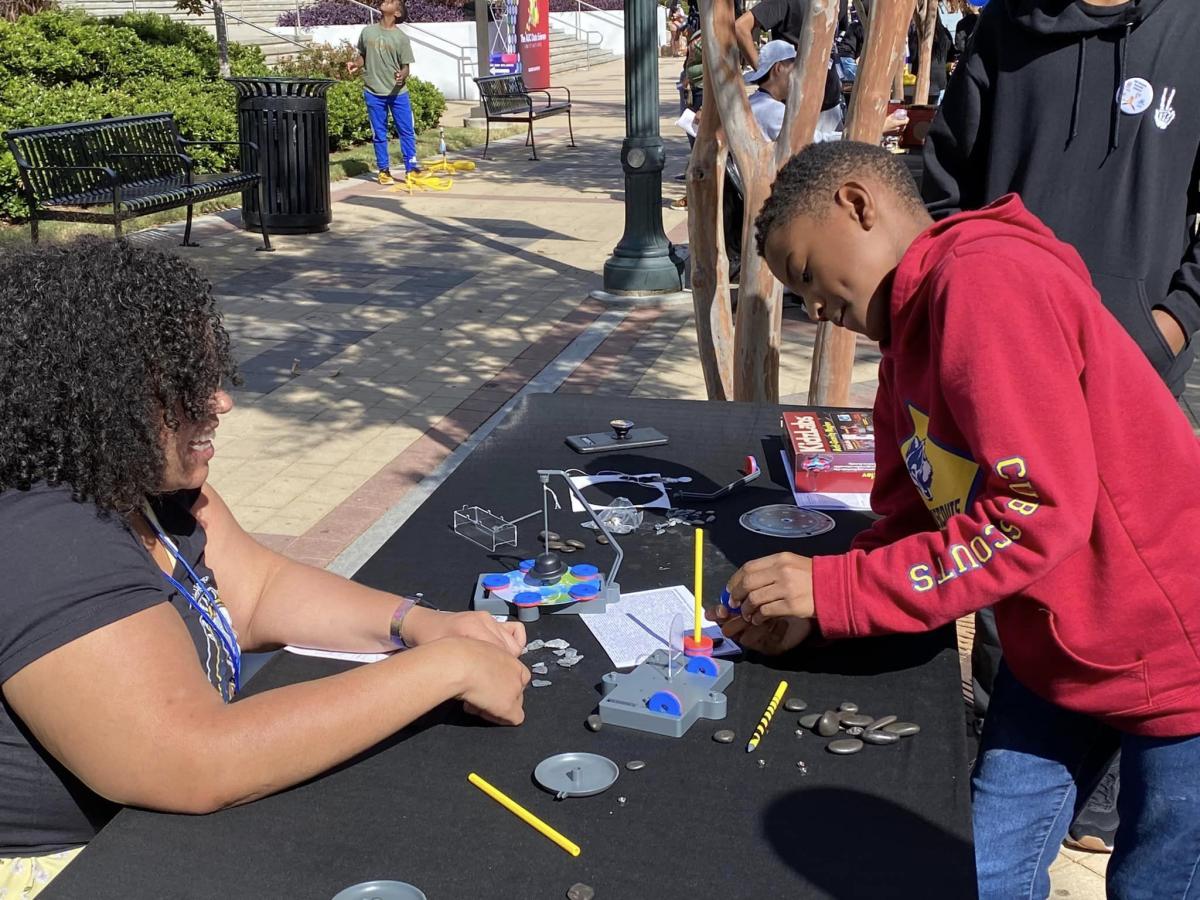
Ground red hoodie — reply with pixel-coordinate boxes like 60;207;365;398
811;195;1200;737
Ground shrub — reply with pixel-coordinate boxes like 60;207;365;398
275;40;358;80
407;76;445;131
548;0;622;9
276;0;372;27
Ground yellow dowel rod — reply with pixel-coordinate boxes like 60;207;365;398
468;772;582;857
693;527;704;643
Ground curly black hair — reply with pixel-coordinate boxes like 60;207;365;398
0;238;238;514
755;141;927;258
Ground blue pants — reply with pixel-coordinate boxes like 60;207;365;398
364;90;418;173
972;664;1200;899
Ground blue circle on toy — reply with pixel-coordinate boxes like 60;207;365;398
719;588;733;609
482;574;510;589
570;564;600;579
647;690;683;717
518;559;535;572
685;656;719;677
513;591;542;607
568;583;600;601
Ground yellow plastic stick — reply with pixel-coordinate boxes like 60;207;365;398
693;527;704;643
746;679;789;753
468;772;582;857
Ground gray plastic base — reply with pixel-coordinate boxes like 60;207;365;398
472;575;617;622
598;649;735;738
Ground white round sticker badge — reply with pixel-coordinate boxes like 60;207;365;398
1118;77;1154;115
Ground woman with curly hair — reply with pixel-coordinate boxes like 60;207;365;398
0;239;530;896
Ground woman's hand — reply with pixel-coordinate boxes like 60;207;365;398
727;552;816;624
446;638;531;725
402;607;526;656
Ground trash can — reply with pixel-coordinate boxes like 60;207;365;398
229;77;335;234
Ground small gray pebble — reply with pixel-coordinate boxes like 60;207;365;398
795;760;807;769
524;639;545;653
558;544;578;554
704;515;716;523
845;726;865;737
557;655;583;668
799;713;822;730
882;721;921;737
626;760;645;771
567;884;595;900
713;729;736;744
794;729;804;738
817;710;841;737
866;715;898;731
553;649;569;656
840;713;874;728
544;639;570;650
586;714;602;732
828;738;865;755
596;535;610;545
530;662;548;675
617;796;626;806
756;759;766;768
538;530;560;542
862;730;901;745
783;697;808;712
838;701;859;713
532;679;552;687
565;538;587;550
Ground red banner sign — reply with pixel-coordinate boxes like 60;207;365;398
517;0;550;89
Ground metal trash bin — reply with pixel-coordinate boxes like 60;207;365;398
229;77;335;234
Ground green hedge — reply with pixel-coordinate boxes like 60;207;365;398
0;10;445;222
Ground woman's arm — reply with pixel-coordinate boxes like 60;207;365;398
2;602;530;814
192;485;524;656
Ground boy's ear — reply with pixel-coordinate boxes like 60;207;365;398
834;181;875;231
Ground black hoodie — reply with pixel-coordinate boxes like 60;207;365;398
922;0;1200;395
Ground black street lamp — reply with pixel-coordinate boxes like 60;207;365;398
601;0;683;294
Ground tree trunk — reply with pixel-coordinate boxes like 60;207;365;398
213;0;231;78
808;0;915;406
913;0;938;107
688;100;736;400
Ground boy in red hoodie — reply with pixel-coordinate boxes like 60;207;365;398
720;140;1200;899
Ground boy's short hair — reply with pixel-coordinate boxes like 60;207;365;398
755;141;925;257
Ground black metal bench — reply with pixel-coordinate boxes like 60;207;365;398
4;112;271;250
473;74;575;161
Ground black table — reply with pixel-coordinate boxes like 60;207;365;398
45;395;976;900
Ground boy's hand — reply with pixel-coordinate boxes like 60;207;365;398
726;552;816;624
1153;307;1187;355
395;69;407;86
708;604;813;655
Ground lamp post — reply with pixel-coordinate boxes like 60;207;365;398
599;0;683;296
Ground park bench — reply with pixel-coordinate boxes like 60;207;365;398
473;74;576;161
4;112;271;250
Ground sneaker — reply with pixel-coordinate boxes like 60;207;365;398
1065;761;1119;853
407;166;423;176
377;170;394;186
670;197;688;210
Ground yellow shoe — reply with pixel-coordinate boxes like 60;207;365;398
378;170;395;186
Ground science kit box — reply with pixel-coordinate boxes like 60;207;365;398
781;409;876;495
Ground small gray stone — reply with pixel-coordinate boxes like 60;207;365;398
524;639;545;653
586;714;602;732
840;713;874;728
704;515;717;524
827;738;865;755
539;530;561;542
553;649;569;656
565;539;587;550
544;639;570;650
817;710;841;737
531;662;548;675
567;883;595;900
838;701;859;713
799;713;822;730
617;796;627;806
794;729;805;738
596;535;610;545
866;715;898;731
795;760;808;770
783;697;808;712
862;730;900;745
557;543;578;554
532;679;553;688
713;729;736;744
845;726;865;737
557;655;583;668
626;760;645;771
882;721;921;737
756;758;767;769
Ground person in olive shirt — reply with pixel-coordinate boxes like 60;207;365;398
347;0;420;185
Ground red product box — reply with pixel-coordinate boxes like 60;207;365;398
782;409;876;494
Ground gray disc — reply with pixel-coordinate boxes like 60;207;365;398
534;752;620;798
739;505;835;538
332;882;427;900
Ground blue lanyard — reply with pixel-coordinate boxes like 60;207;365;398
143;504;241;696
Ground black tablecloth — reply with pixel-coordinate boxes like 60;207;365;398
45;395;976;900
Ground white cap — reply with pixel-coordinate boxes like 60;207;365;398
744;40;797;84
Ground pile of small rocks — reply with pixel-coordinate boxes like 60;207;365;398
522;637;584;687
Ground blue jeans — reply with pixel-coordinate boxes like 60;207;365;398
972;664;1200;899
364;90;418;173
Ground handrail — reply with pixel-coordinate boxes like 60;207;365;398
199;0;311;50
572;0;623;29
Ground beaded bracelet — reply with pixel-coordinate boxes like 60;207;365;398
388;597;419;649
